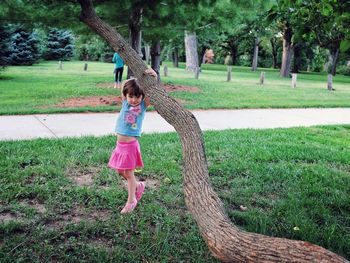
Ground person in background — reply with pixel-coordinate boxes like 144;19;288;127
112;52;124;89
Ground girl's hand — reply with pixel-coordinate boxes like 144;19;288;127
144;68;158;80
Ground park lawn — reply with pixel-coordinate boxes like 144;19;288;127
1;126;349;261
0;61;119;115
0;61;350;115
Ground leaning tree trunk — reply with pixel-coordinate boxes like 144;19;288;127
251;37;259;71
151;39;161;81
77;1;348;262
280;24;294;77
127;4;143;78
184;31;199;72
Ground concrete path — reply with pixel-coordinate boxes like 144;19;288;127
1;108;350;141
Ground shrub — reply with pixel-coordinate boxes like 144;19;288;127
74;35;111;61
337;65;350;76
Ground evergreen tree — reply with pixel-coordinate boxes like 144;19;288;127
0;24;11;71
45;28;74;60
8;25;40;66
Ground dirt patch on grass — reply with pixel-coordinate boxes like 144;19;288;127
55;96;122;108
46;205;111;230
20;199;47;214
163;83;200;93
67;166;103;187
0;212;17;223
52;82;198;108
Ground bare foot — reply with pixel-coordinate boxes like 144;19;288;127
120;199;137;214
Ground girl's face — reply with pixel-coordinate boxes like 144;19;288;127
126;93;142;106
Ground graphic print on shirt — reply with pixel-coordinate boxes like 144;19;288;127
124;105;141;130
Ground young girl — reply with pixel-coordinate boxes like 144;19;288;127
108;70;154;214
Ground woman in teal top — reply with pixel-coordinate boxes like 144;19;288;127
112;52;124;88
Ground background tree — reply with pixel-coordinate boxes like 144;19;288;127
45;28;74;61
202;0;272;68
292;0;350;76
269;28;283;69
176;1;214;72
74;34;111;61
268;0;301;77
8;25;40;66
0;24;11;71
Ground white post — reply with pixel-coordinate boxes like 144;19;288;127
58;61;62;70
227;66;232;82
260;71;265;85
292;73;297;88
327;74;333;91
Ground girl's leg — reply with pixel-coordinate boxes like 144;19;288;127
124;169;137;203
118;169;145;202
120;169;138;214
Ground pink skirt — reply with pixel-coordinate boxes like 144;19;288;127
108;140;144;171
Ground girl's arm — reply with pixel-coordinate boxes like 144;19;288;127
143;68;157;108
144;96;151;108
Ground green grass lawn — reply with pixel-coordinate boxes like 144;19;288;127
0;61;350;115
1;126;349;261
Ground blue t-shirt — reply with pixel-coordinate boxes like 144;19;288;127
112;52;124;69
115;100;146;137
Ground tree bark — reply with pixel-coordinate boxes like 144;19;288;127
292;43;302;73
172;47;179;68
144;44;150;65
230;46;238;65
270;38;278;69
184;31;199;72
251;37;259;71
199;46;207;68
280;24;293;77
77;1;348;262
127;4;143;78
151;39;161;81
329;47;340;76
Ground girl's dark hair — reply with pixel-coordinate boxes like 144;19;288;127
122;78;145;99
